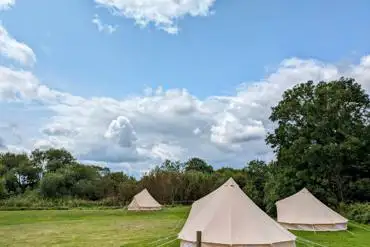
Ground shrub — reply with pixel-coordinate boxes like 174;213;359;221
0;179;7;199
339;203;370;224
0;190;124;210
40;173;67;198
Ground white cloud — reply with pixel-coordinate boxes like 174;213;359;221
347;56;370;91
0;0;15;11
150;142;185;161
104;116;137;147
0;24;36;66
193;127;201;135
92;14;118;34
0;66;83;103
94;0;216;34
210;113;265;148
1;55;370;171
41;123;78;137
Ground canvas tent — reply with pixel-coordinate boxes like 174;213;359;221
276;188;348;231
178;178;296;247
127;188;162;211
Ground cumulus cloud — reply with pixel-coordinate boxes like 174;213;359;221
0;0;15;11
348;56;370;91
210;113;265;148
94;0;216;34
150;142;185;161
79;144;143;163
41;123;78;137
0;24;36;67
92;14;118;34
1;54;370;171
0;66;83;104
104;116;137;147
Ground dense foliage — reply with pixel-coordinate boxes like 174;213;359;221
0;78;369;219
339;203;370;224
265;78;369;211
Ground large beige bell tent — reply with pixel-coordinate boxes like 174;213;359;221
178;178;296;247
127;188;162;211
276;188;348;231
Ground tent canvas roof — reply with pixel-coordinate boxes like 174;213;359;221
129;188;161;208
178;178;296;245
276;188;348;225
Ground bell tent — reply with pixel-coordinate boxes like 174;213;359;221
276;188;348;231
178;178;296;247
127;188;162;211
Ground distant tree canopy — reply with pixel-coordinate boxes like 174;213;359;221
0;78;368;214
184;157;214;174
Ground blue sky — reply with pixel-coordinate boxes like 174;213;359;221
1;0;370;174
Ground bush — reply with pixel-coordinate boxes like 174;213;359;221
339;203;370;224
40;173;67;198
0;190;125;209
0;179;7;199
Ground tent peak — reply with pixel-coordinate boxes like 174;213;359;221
136;188;149;195
222;177;239;188
300;187;310;193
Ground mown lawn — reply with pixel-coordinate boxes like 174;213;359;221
0;207;368;247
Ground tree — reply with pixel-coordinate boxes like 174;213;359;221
184;158;213;174
39;172;67;198
73;179;100;200
243;160;269;209
31;148;75;173
30;149;46;172
0;153;41;193
182;171;214;202
266;78;370;205
16;160;42;190
100;172;134;197
214;167;247;189
157;159;184;172
0;178;7;198
118;179;139;204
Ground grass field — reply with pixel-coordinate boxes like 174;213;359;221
0;207;368;247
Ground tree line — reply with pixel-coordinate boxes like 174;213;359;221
0;78;369;215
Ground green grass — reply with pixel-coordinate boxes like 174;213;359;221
0;207;368;247
293;222;370;247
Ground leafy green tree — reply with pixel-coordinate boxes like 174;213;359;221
182;171;214;202
156;159;184;172
31;148;75;173
185;158;213;174
0;153;41;193
263;165;301;216
3;171;21;195
266;78;370;205
39;162;103;198
39;172;67;198
118;179;139;204
243;160;269;209
30;149;46;171
99;172;135;198
73;179;100;200
0;178;7;198
214;167;247;189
